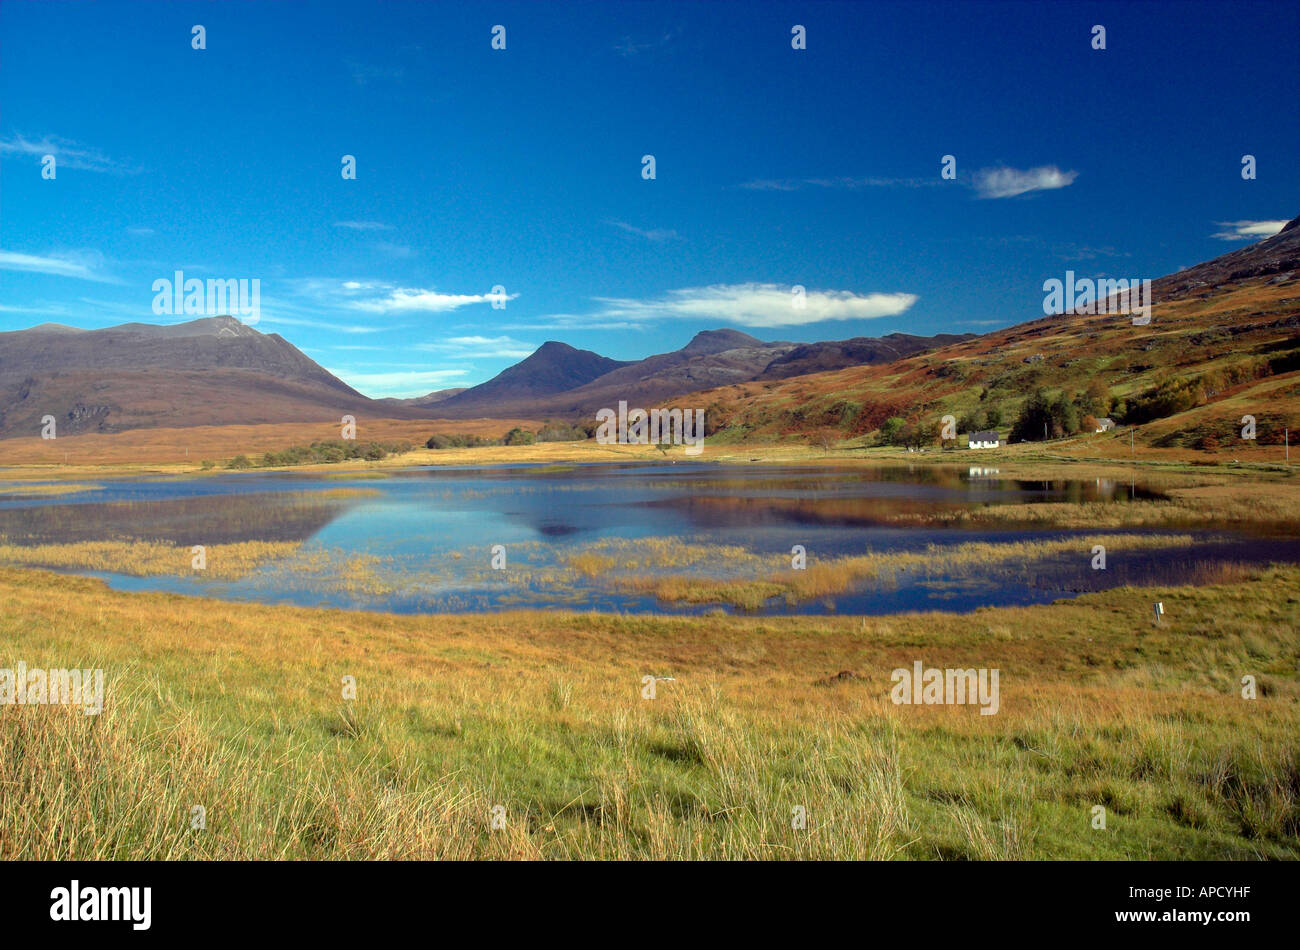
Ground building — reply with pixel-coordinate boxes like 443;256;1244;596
1094;417;1116;432
968;431;1000;449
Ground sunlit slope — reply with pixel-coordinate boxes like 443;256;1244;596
686;249;1299;459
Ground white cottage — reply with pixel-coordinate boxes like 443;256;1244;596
968;430;1001;449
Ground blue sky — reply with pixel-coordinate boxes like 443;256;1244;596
1;0;1295;397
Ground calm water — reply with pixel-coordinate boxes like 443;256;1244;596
1;462;1296;615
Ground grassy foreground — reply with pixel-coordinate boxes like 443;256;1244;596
1;565;1297;860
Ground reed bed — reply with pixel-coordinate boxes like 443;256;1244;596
0;539;302;580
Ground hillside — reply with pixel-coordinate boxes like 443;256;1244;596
685;217;1300;456
378;387;468;409
0;316;426;438
757;332;975;380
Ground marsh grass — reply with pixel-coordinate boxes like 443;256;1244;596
608;534;1197;609
1;564;1296;859
0;482;102;497
0;539;301;580
890;485;1300;531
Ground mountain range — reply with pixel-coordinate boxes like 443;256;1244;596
2;218;1294;442
0;314;968;437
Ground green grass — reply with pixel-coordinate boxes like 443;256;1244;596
1;564;1297;859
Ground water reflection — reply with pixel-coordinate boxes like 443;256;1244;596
0;463;1294;616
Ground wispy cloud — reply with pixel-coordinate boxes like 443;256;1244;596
412;335;537;360
346;60;405;85
371;241;416;259
973;165;1077;199
0;249;117;282
126;227;156;237
1210;219;1288;241
739;175;938;192
0;133;138;174
607;220;684;242
333;220;393;231
1052;243;1129;261
325;368;468;398
258;312;395;334
500;315;646;332
614;26;682;57
539;283;917;330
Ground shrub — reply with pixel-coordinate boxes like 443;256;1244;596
1010;390;1080;441
425;433;499;450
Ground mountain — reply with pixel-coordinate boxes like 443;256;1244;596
425;329;969;419
0;315;425;438
1155;215;1300;299
680;328;765;355
431;341;632;416
379;387;468;409
683;215;1300;450
524;330;796;416
757;332;976;380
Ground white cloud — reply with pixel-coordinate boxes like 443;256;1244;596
607;220;683;242
333;220;393;231
0;249;116;282
349;287;517;314
0;133;138;174
574;283;917;329
973;165;1077;199
126;227;156;237
1210;219;1288;241
275;278;511;318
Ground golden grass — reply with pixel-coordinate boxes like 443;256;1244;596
0;564;1296;859
888;483;1300;530
0;539;301;580
609;533;1197;609
0;417;541;467
0;482;102;496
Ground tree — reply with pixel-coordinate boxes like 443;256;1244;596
504;427;536;446
1079;379;1112;418
813;428;839;451
879;416;906;445
1010;389;1080;442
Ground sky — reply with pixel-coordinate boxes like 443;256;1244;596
1;0;1296;398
